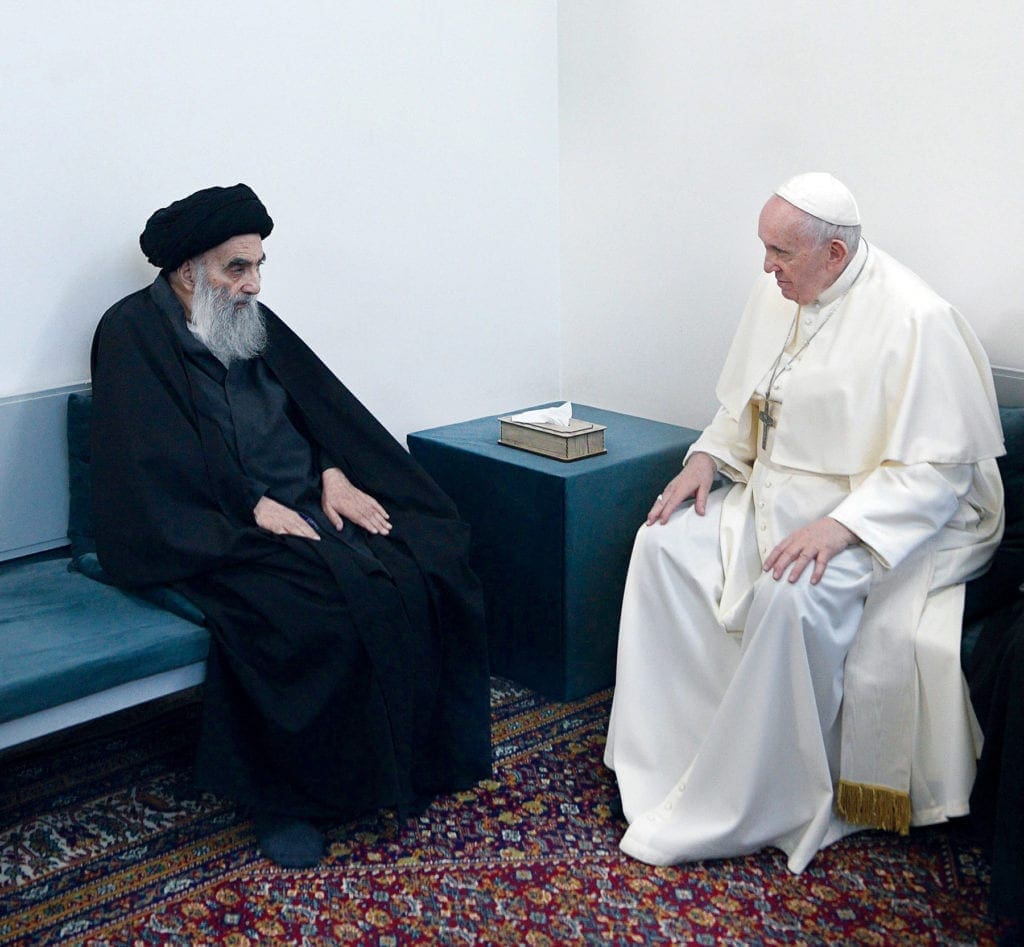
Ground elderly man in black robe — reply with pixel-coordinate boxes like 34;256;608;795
90;183;492;867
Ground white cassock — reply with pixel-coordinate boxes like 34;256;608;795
604;240;1005;873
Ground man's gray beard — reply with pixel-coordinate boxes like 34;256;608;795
190;264;267;364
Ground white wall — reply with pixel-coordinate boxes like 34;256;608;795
0;0;560;438
559;0;1024;430
6;1;1021;440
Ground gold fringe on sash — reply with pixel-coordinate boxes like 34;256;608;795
836;779;911;835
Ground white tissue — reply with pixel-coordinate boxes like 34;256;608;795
505;402;573;428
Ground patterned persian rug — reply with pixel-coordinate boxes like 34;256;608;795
0;679;1003;945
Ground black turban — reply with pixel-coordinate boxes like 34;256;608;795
139;183;273;271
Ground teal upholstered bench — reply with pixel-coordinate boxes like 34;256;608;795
0;386;208;752
0;379;1020;753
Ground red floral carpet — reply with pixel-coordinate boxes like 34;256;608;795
0;680;1003;945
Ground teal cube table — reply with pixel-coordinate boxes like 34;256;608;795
407;404;700;700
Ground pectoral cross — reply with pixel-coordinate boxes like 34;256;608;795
758;403;775;449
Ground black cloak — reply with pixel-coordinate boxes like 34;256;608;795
966;599;1024;927
90;276;492;819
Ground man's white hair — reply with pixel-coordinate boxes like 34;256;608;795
797;214;861;256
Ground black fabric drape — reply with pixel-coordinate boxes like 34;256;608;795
967;597;1024;925
90;277;491;817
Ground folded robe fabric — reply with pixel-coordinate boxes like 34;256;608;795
707;242;1004;830
90;276;492;817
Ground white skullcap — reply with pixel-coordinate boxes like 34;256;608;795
774;172;860;226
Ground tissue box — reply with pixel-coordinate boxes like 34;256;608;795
499;416;607;461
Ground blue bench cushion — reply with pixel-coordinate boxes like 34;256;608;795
66;391;205;627
66;390;95;561
0;555;209;723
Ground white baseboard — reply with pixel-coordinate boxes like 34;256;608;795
0;662;206;752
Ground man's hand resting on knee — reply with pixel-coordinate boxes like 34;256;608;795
321;467;392;535
764;517;858;585
254;496;321;540
647;451;718;525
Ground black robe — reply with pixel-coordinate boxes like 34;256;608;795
90;276;492;819
962;406;1024;929
966;598;1024;926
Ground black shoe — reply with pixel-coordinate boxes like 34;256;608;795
255;814;325;868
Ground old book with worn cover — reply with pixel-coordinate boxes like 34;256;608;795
498;416;607;462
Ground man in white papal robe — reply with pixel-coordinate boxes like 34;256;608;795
603;172;1005;874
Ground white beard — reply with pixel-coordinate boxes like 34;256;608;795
189;264;267;364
